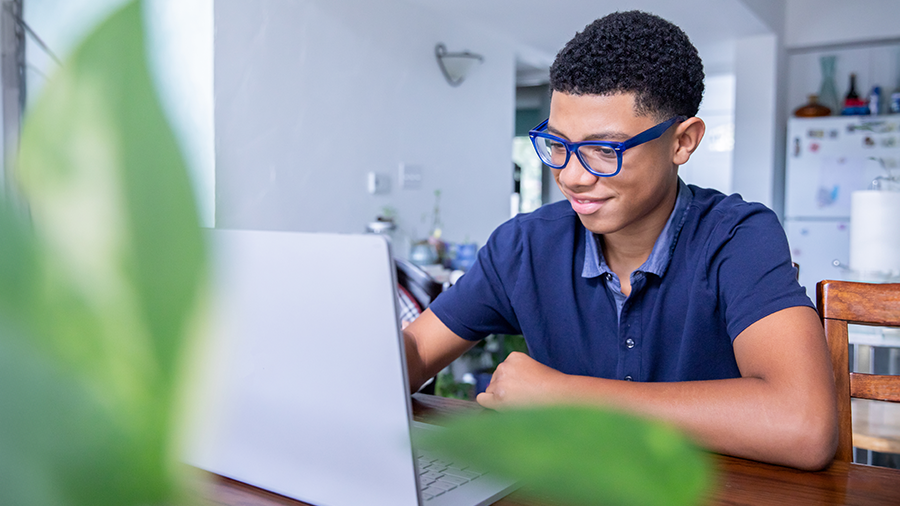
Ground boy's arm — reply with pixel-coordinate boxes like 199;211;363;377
476;305;839;470
403;308;478;392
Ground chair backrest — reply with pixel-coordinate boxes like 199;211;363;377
395;257;443;310
816;279;900;461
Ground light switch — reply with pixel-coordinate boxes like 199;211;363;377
367;172;390;194
399;163;422;190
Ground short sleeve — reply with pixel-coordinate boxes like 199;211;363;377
707;202;815;341
428;221;523;341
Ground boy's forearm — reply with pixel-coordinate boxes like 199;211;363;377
402;309;478;393
476;307;839;470
403;329;428;393
562;374;837;470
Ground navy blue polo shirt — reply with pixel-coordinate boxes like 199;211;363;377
429;182;813;382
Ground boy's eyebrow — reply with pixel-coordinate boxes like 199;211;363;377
546;124;631;142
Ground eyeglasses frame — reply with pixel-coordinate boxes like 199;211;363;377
528;115;687;177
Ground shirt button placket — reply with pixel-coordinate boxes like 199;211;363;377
621;287;643;382
624;338;635;380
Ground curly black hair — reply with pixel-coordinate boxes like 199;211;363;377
549;11;704;120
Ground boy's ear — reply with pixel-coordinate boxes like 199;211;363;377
672;117;706;166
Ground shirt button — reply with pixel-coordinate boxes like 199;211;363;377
604;273;612;280
624;375;633;381
625;338;635;349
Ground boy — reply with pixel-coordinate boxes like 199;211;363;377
403;11;837;470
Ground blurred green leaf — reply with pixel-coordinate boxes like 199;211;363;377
0;313;124;506
416;406;714;506
0;0;205;504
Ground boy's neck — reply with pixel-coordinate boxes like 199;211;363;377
599;187;678;296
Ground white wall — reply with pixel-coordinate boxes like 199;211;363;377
733;34;780;208
214;0;516;254
679;73;735;194
730;1;791;214
785;0;900;49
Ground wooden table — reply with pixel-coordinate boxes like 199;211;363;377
197;394;900;506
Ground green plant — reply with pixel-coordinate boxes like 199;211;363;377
416;406;714;506
493;333;529;365
469;334;529;372
435;370;474;400
379;205;397;220
0;2;204;505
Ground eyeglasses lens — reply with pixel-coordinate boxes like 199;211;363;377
534;137;618;174
576;145;618;174
532;137;564;167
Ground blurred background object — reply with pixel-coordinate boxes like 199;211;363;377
0;1;206;504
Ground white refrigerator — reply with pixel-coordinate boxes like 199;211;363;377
784;114;900;300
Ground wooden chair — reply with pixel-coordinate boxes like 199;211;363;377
816;280;900;461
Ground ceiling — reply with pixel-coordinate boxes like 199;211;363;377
405;0;774;85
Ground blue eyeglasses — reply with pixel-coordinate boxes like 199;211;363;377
528;116;686;177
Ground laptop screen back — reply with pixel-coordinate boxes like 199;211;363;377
182;229;420;506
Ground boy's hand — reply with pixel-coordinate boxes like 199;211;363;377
476;352;567;410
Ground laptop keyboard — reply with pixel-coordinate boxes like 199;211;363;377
416;451;485;501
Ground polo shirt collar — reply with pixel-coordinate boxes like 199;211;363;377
582;178;693;279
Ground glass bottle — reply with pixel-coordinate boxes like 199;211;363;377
846;73;860;100
818;55;840;115
842;73;867;115
868;86;881;115
890;80;900;114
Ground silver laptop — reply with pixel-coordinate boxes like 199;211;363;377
181;229;516;506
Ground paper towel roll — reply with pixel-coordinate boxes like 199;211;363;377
850;190;900;274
